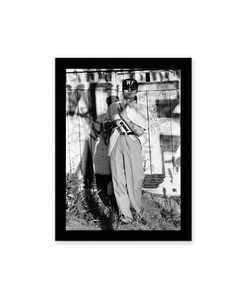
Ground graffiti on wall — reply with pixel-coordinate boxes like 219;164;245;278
136;88;180;182
66;85;114;183
66;70;181;193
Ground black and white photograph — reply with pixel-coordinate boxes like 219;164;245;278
55;58;192;241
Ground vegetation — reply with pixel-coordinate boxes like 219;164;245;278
66;173;181;231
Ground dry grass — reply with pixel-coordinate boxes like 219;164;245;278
66;173;181;231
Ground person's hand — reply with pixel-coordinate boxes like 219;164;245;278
117;103;128;120
103;121;113;131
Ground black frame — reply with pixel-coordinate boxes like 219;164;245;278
53;55;193;243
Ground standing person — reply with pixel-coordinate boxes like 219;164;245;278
104;79;146;224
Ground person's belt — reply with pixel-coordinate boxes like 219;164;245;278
120;132;135;135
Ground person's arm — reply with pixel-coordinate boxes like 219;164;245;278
117;104;144;136
123;117;144;136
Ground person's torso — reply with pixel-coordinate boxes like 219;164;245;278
109;101;138;123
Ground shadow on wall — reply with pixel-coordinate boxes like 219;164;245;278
88;82;115;191
66;84;85;116
66;82;117;191
66;83;95;189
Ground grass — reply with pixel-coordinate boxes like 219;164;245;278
66;173;181;231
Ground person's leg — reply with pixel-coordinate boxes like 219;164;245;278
124;136;145;213
110;136;133;221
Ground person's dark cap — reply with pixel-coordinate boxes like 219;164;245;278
122;79;138;91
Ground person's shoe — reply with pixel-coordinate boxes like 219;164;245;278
119;215;133;225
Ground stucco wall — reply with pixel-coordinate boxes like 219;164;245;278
66;69;181;195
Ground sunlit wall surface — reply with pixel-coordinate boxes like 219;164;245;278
66;69;180;196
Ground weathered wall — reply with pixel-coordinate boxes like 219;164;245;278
66;69;181;195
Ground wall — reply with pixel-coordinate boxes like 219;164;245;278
66;69;181;195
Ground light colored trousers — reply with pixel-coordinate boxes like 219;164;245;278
110;134;145;220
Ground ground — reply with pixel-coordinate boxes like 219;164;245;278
66;178;181;231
